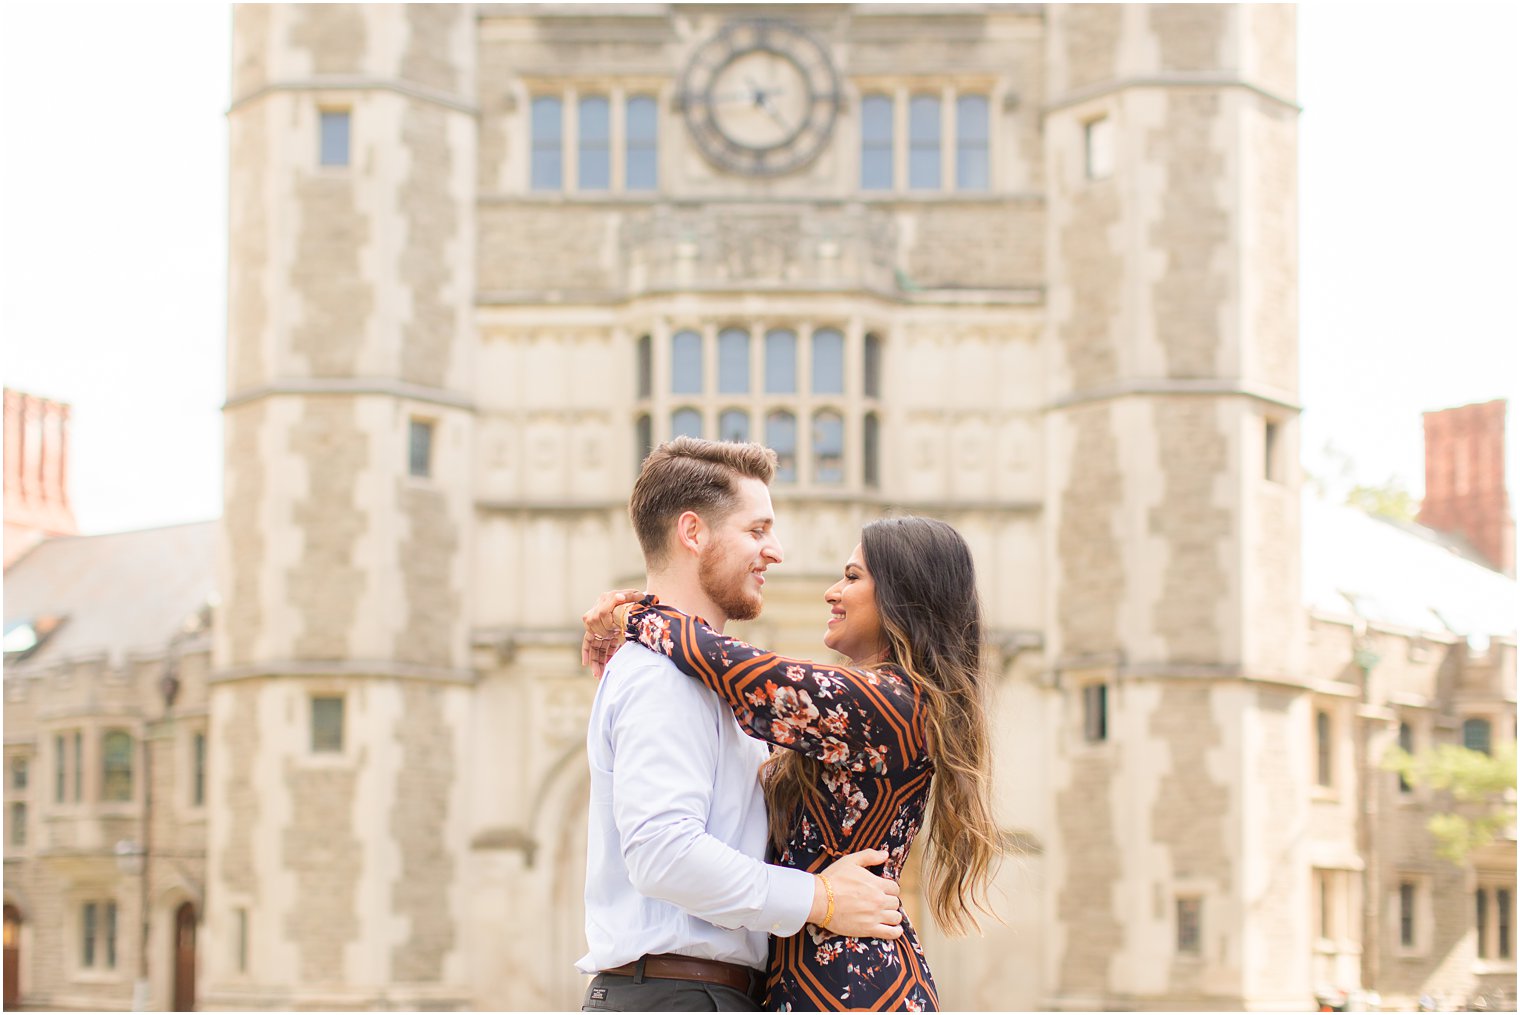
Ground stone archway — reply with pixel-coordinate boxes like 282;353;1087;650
527;744;593;1011
172;901;197;1011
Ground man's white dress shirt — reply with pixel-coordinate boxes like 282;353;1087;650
578;641;814;974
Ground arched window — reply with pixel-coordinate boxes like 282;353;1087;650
956;94;989;191
635;413;652;466
909;94;941;189
626;94;658;190
578;95;610;190
811;328;844;394
766;411;797;483
671;330;702;394
671;408;703;440
1315;710;1332;788
530;96;563;190
864;332;883;398
719;409;750;443
863;412;880;488
812;411;844;484
718;327;750;394
636;334;652;399
1463;717;1493;756
102;730;134;802
860;94;893;190
765;328;796;394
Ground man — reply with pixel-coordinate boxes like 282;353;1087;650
578;438;902;1011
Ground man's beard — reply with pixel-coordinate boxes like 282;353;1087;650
698;545;763;622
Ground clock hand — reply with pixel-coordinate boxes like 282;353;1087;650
755;90;791;133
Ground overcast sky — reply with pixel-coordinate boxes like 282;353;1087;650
2;2;1516;535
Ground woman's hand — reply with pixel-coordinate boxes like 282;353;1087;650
809;849;904;939
580;589;645;677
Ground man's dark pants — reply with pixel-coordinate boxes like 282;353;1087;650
580;971;761;1011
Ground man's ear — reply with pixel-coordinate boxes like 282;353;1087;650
673;510;706;556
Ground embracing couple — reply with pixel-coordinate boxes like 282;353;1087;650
576;437;998;1012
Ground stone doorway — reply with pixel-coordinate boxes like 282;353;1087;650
173;902;197;1011
4;904;20;1009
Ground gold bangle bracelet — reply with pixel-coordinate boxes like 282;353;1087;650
819;873;835;928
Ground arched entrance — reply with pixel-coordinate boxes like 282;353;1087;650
4;904;21;1009
172;902;197;1011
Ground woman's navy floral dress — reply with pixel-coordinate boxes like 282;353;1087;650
626;598;940;1012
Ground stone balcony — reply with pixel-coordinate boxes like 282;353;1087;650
618;201;900;295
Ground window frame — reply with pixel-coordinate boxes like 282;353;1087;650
1315;709;1333;789
718;408;750;444
764;328;798;395
318;108;351;168
1082;683;1108;743
310;695;345;755
811;328;844;395
766;410;798;484
907;93;942;190
635;319;885;491
577;94;612;191
1084;114;1114;181
955;93;990;191
100;729;133;804
530;95;565;191
1396;720;1414;794
860;93;894;191
625;93;659;191
1175;895;1203;957
192;730;207;809
408;417;436;480
671;330;703;396
717;327;751;395
811;409;845;485
1463;716;1493;755
671;407;704;441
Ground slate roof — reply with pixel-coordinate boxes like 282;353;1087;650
1301;491;1517;642
3;521;217;668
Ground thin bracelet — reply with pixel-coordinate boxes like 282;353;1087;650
818;874;835;928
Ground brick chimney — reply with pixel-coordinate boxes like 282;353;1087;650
1418;399;1514;576
4;388;80;568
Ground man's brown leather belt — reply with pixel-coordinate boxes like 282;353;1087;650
602;953;764;998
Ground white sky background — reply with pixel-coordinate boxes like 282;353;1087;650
1;2;1517;535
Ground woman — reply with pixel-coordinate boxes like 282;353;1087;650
584;516;999;1012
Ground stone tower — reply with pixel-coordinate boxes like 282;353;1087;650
1040;5;1303;1008
210;5;478;1008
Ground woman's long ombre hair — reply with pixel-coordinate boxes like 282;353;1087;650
763;515;1000;934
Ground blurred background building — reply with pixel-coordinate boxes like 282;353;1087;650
3;3;1515;1011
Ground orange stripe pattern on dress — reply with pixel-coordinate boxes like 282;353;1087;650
627;599;940;1012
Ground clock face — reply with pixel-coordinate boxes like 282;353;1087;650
680;19;840;177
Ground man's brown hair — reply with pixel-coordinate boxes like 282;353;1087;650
629;437;778;568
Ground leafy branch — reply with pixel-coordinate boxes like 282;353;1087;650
1382;741;1517;864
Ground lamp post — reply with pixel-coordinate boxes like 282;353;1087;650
124;652;182;1011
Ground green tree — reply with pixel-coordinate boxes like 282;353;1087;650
1383;740;1518;864
1346;480;1419;522
1305;441;1421;522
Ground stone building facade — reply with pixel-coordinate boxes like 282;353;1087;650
4;4;1515;1012
4;522;216;1012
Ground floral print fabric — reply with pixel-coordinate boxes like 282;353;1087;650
627;598;940;1012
